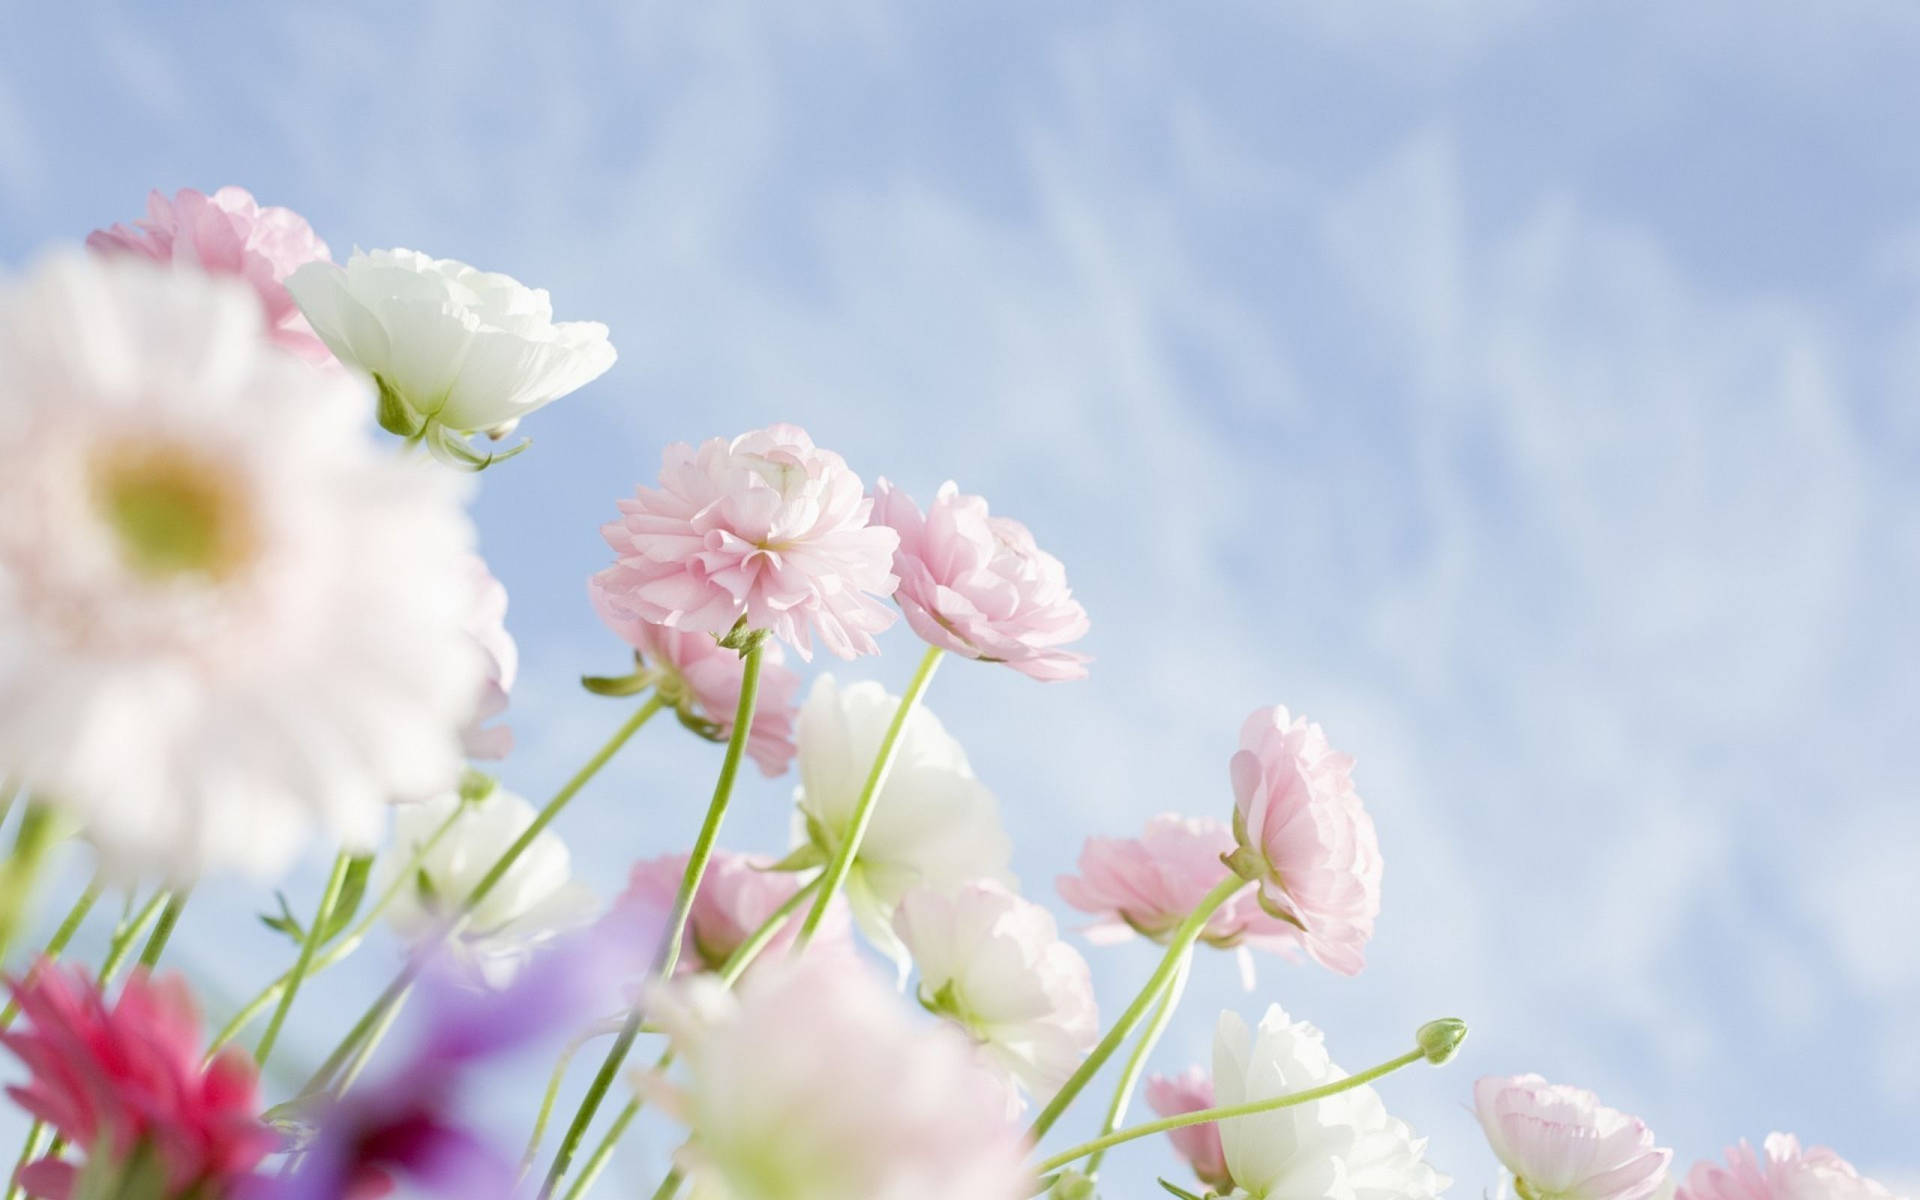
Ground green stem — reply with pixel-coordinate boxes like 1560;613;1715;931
332;983;411;1095
1086;947;1192;1177
0;805;59;961
539;641;764;1199
648;1168;684;1200
136;889;191;970
561;1099;640;1200
1034;1046;1429;1177
1027;875;1247;1143
97;890;168;984
0;878;102;1026
5;1122;45;1200
794;645;943;946
297;972;411;1099
255;853;352;1067
522;1023;619;1181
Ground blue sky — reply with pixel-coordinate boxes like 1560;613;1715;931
4;2;1918;1194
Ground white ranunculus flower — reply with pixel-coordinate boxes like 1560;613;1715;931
792;676;1013;968
286;248;615;466
380;787;597;986
894;881;1098;1109
1213;1005;1449;1200
0;255;482;881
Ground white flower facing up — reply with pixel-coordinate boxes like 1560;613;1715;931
379;787;597;987
791;676;1013;967
893;881;1098;1109
286;248;615;467
0;255;482;881
1212;1005;1449;1200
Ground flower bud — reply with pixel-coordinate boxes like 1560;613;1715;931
1416;1018;1468;1065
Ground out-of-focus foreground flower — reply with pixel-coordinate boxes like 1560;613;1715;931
461;556;518;761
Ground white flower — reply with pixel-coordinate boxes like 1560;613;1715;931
379;787;596;986
792;676;1013;966
1212;1005;1449;1200
651;954;1031;1200
0;255;481;881
894;881;1098;1109
286;248;615;465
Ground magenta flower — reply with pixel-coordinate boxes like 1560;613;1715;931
1223;706;1382;976
2;962;274;1200
612;848;849;975
1475;1074;1671;1200
589;584;802;775
1057;814;1308;957
1145;1068;1231;1191
870;480;1089;681
461;556;518;761
593;424;899;660
1677;1133;1899;1200
87;186;333;363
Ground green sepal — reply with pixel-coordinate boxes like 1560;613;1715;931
759;843;826;873
424;420;530;471
1158;1180;1205;1200
1047;1170;1096;1199
373;375;425;438
318;854;375;943
259;891;305;943
581;668;657;697
458;768;499;804
674;707;726;742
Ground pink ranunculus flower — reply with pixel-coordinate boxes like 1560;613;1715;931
1146;1067;1231;1191
1;962;275;1200
462;556;519;761
612;849;849;976
870;480;1090;681
1677;1133;1900;1200
1057;814;1308;957
87;186;333;363
589;580;802;776
593;424;899;660
1475;1074;1672;1200
1223;706;1383;976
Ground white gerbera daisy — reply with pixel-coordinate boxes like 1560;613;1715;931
0;254;484;881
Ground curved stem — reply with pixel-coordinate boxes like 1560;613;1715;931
136;889;191;970
0;878;102;1026
794;645;943;946
1034;1046;1428;1177
539;642;764;1199
1086;947;1192;1177
1027;875;1247;1143
522;1023;619;1181
97;890;168;984
561;1098;640;1200
0;805;59;961
255;853;352;1067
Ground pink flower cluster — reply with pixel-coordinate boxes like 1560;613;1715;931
1678;1133;1899;1200
613;849;847;974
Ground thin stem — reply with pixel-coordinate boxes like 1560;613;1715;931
136;889;191;970
0;805;59;961
97;890;168;984
539;641;765;1200
1027;875;1247;1143
255;853;352;1067
648;1168;684;1200
1086;947;1192;1177
5;1122;45;1200
332;983;411;1095
298;972;411;1099
1034;1046;1429;1177
522;1023;619;1181
561;1099;639;1200
0;878;102;1026
794;644;943;946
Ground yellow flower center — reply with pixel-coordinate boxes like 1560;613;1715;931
92;443;257;581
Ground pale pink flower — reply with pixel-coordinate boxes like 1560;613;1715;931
870;480;1089;681
593;424;899;660
1146;1067;1231;1190
589;582;801;776
462;556;518;760
1224;706;1383;975
649;955;1031;1200
88;186;333;363
1;962;274;1199
612;849;848;975
1677;1133;1901;1200
1057;814;1306;956
1476;1074;1671;1200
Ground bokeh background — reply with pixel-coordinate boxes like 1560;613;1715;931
4;2;1918;1194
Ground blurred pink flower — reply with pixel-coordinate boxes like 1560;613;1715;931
1677;1133;1898;1200
588;584;801;776
1057;814;1306;956
1145;1068;1231;1191
1224;706;1382;976
870;480;1089;681
593;424;898;660
612;849;847;975
1475;1074;1671;1200
87;186;333;363
1;962;274;1200
462;557;518;761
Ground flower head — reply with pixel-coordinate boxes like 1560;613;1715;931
650;954;1031;1200
1677;1134;1900;1200
792;676;1012;966
1224;706;1383;975
894;881;1098;1107
588;589;801;776
285;248;615;464
1145;1068;1231;1191
612;849;848;976
1475;1074;1671;1200
871;480;1089;680
593;424;899;660
0;255;482;881
1211;1005;1447;1200
461;556;518;761
1;962;274;1200
87;186;333;363
379;788;597;987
